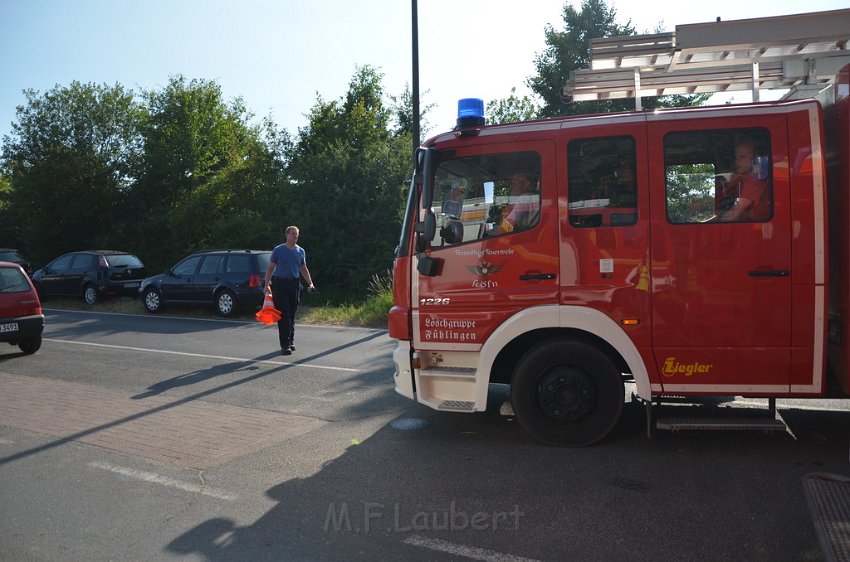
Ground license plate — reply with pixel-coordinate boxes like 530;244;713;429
0;322;19;333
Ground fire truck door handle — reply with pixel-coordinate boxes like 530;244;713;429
748;269;790;277
519;273;557;281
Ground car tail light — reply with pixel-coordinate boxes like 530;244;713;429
18;298;41;316
249;274;262;288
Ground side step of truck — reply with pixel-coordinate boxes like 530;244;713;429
647;397;789;436
655;417;787;432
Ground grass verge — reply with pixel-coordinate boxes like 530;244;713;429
41;273;393;329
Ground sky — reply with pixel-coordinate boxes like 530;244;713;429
1;0;848;144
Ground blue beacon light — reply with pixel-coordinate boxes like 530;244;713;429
456;98;485;130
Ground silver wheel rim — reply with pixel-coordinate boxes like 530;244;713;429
218;293;233;314
84;287;97;304
145;291;159;311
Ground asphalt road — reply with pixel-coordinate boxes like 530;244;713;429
0;309;848;561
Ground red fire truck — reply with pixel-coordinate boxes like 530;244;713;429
388;63;850;446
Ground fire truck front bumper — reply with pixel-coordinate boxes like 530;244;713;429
392;343;415;400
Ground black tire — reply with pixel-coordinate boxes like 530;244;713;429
143;287;162;313
18;335;42;355
215;289;237;317
83;284;99;305
510;338;624;447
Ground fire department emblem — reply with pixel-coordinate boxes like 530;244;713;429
467;261;504;278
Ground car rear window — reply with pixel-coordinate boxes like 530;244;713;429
106;254;144;268
226;254;251;274
0;266;30;293
256;252;271;272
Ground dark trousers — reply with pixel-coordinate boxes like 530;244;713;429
271;277;301;349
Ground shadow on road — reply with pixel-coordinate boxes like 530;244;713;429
162;401;849;561
0;331;388;467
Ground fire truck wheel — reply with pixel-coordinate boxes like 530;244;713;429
511;339;624;447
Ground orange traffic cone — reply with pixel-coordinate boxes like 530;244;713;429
255;292;282;325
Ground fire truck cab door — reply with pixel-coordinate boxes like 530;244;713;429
647;118;792;394
413;140;559;350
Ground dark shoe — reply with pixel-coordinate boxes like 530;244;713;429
281;348;292;356
289;345;296;351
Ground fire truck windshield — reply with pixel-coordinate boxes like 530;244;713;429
429;151;541;245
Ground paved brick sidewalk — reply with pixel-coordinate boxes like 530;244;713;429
0;372;326;469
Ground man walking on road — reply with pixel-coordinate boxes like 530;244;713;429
265;226;316;355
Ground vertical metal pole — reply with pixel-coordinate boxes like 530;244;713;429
751;62;760;103
634;68;642;111
411;0;421;164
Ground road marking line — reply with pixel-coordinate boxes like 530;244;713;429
44;339;360;372
44;308;388;333
88;461;236;500
0;438;13;445
403;534;542;562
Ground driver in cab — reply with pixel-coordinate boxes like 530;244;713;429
717;142;770;222
487;172;539;236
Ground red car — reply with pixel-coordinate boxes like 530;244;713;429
0;261;44;354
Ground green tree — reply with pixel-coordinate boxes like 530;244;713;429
0;174;16;246
132;76;284;271
390;83;435;142
287;66;410;301
665;163;716;223
486;87;540;125
207;116;292;249
0;82;142;266
527;0;707;118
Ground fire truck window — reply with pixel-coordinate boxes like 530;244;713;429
567;136;637;228
430;151;541;245
664;128;772;224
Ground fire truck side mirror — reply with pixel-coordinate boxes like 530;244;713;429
440;220;463;244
